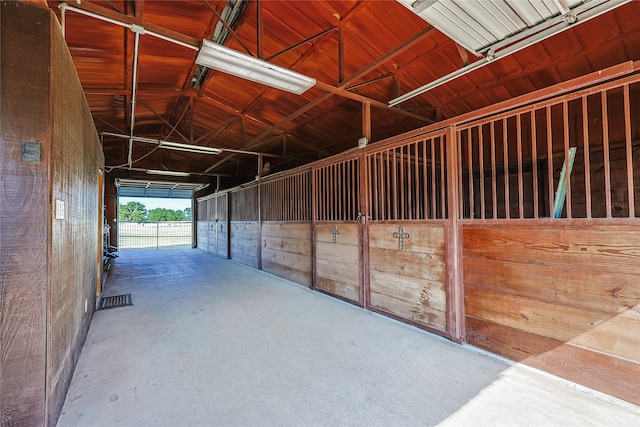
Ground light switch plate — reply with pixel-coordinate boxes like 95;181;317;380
55;199;65;220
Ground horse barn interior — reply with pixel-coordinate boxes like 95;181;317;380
2;0;640;425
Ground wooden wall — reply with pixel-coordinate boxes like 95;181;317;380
464;223;640;405
0;3;51;424
369;223;447;332
0;2;104;425
262;223;312;286
315;223;360;303
47;15;104;425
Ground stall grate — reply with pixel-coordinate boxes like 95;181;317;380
97;294;133;310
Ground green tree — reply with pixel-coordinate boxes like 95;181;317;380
119;201;148;222
183;207;192;220
148;208;187;222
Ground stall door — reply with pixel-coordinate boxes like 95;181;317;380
364;133;449;333
313;157;362;305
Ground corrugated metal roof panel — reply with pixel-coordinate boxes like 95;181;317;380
400;0;588;54
115;179;208;198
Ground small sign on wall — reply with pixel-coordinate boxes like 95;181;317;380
22;141;41;163
55;199;65;220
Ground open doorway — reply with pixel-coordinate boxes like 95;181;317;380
118;197;193;250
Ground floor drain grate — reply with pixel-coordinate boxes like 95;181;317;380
97;294;133;310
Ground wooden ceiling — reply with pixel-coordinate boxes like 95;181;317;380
42;0;640;187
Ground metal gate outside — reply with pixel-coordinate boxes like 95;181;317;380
118;221;192;250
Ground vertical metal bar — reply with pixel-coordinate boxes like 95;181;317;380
414;141;420;219
358;153;370;308
423;139;429;219
581;96;592;218
457;131;463;218
383;151;390;220
478;126;485;219
392;148;398;220
502;119;510;219
624;84;635;218
602;91;612;218
531;111;539;219
467;129;474;219
431;138;437;219
440;136;446;219
407;143;413;220
516;114;524;219
490;122;497;219
563;101;572;218
400;145;406;220
366;154;380;220
546;106;554;217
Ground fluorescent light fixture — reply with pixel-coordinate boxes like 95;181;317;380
196;39;316;95
101;132;222;155
146;169;190;177
159;140;222;155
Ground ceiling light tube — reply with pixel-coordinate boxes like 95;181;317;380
196;39;316;95
146;169;190;177
159;140;222;154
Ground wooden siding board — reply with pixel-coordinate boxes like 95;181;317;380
261;223;312;286
464;224;640;404
466;288;640;363
464;226;640;275
464;257;640;317
368;223;447;332
314;223;360;303
466;318;640;405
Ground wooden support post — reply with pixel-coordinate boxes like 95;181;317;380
362;101;371;143
446;125;464;343
359;153;370;308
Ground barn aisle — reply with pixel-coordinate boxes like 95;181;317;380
57;250;639;427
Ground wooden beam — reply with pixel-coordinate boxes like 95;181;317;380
63;1;199;48
256;0;263;58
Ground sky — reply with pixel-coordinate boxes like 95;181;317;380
119;197;192;211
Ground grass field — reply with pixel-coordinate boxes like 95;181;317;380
118;222;192;250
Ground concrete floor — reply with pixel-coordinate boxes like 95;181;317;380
58;249;640;427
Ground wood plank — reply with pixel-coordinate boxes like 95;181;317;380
466;288;640;362
369;248;445;281
369;223;445;254
262;235;312;257
464;225;640;275
370;291;447;331
262;222;312;239
262;259;312;287
370;270;446;312
315;222;359;245
466;317;640;405
316;276;360;302
464;257;640;316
